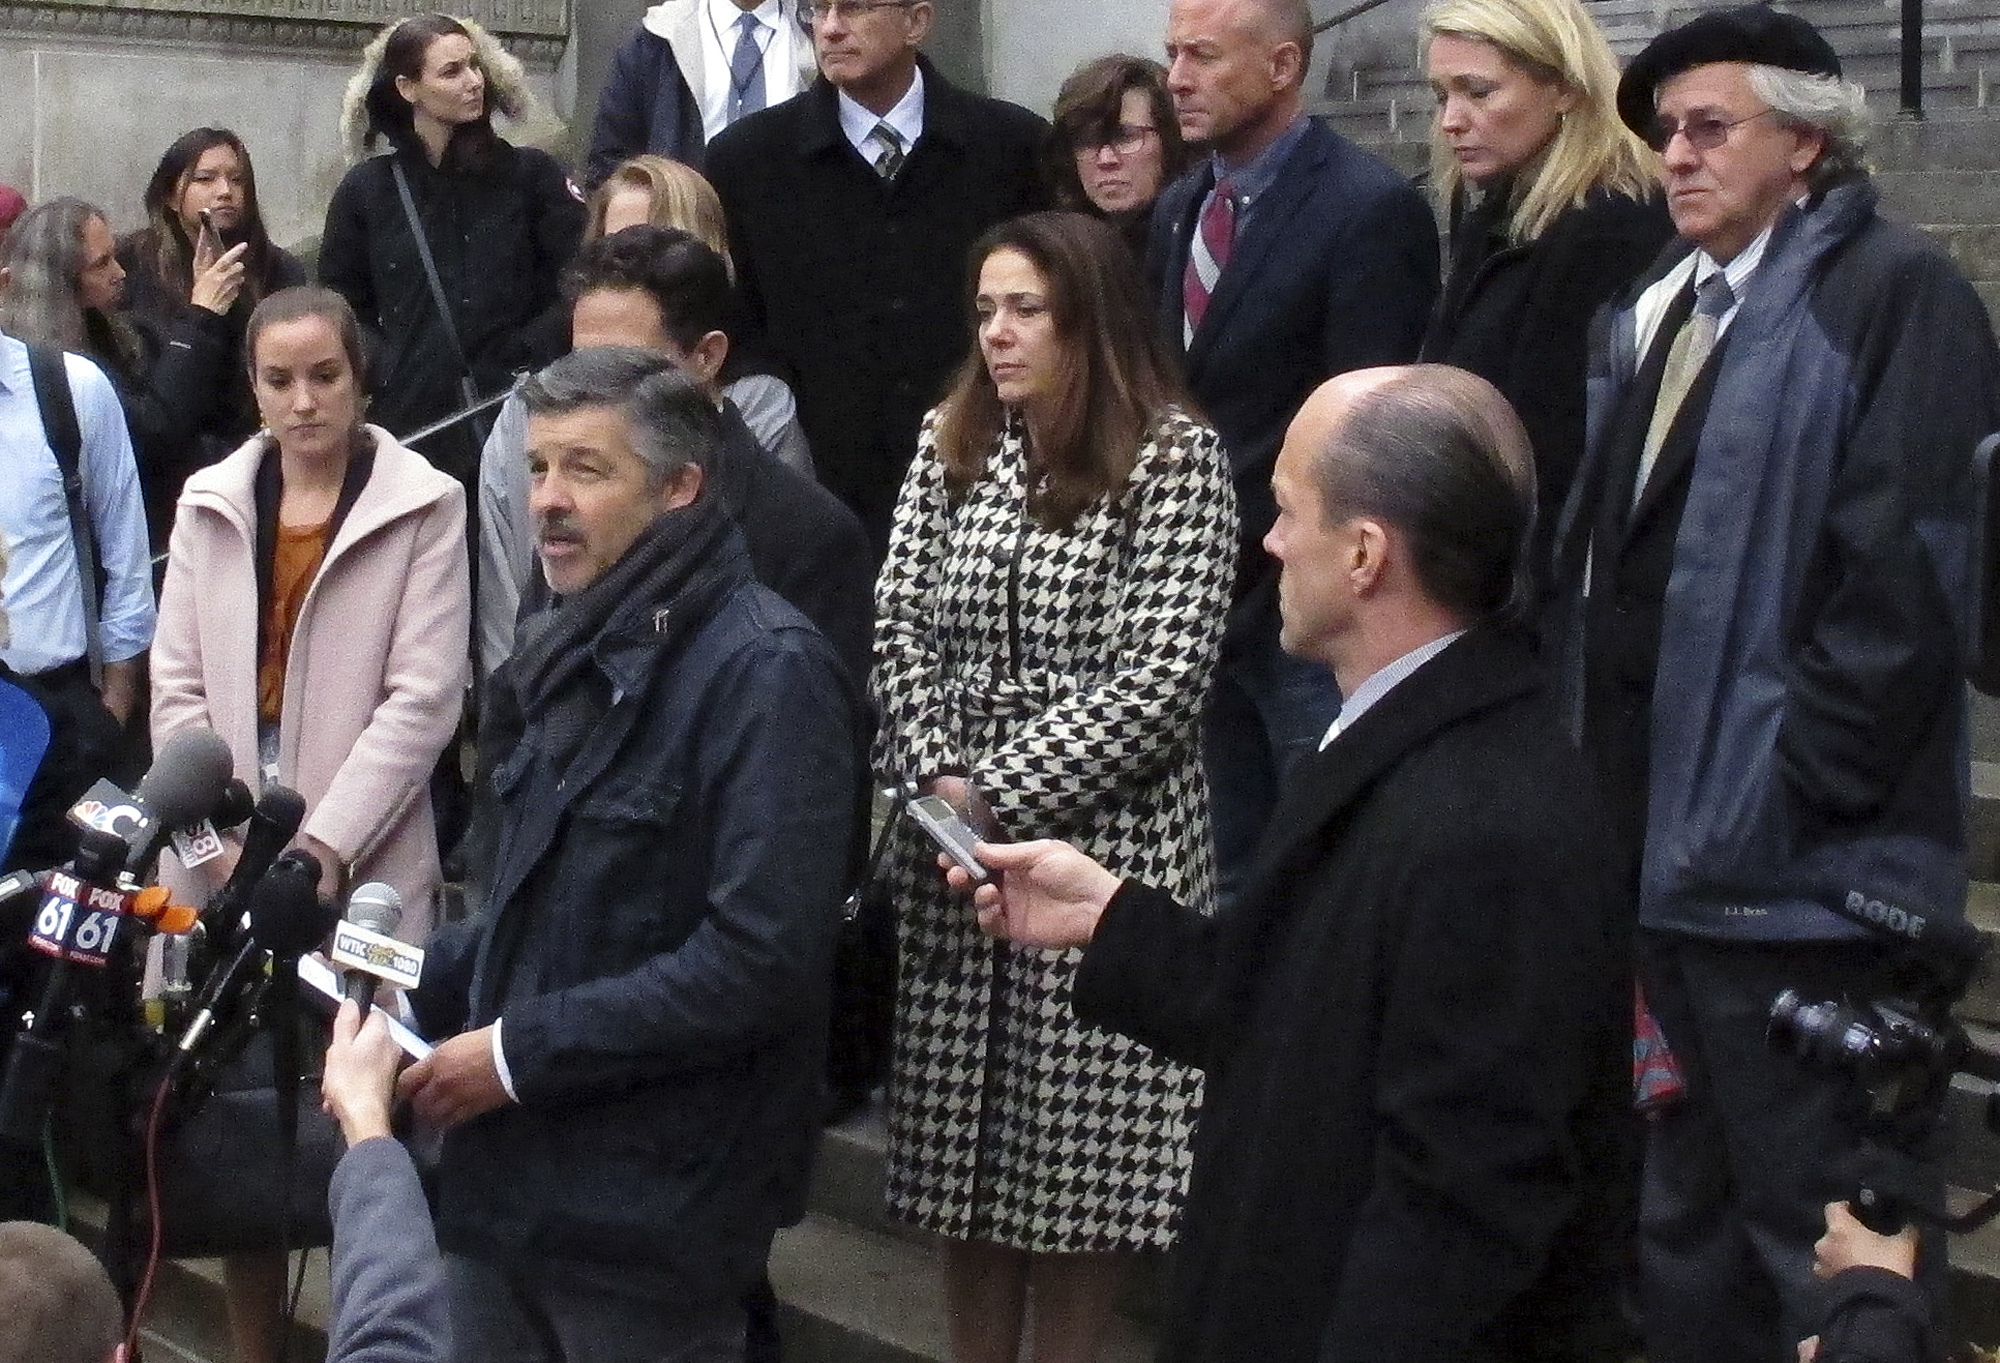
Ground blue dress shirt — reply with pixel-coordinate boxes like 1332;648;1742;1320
0;332;156;674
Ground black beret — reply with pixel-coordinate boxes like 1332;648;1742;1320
1616;4;1842;135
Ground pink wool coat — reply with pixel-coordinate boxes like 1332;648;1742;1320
151;427;469;940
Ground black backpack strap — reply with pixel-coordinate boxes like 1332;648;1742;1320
26;344;102;681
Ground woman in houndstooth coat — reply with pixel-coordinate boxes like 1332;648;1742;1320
871;211;1236;1363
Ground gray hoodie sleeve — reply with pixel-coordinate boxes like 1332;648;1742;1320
327;1136;449;1363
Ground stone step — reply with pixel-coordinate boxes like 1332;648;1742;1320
771;1212;1157;1363
1970;762;2000;883
65;1192;330;1363
814;1103;925;1247
1868;168;2000;222
1925;223;2000;281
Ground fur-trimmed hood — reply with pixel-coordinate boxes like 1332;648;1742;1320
340;14;567;164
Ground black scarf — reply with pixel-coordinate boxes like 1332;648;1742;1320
508;491;738;730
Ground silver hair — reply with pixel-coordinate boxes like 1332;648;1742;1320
519;346;720;489
0;197;103;350
1746;63;1872;190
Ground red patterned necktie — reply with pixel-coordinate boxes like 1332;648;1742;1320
1182;178;1236;343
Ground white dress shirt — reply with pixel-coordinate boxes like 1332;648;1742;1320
1319;630;1467;750
837;64;925;164
697;0;810;142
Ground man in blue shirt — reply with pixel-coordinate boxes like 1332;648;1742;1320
0;329;155;874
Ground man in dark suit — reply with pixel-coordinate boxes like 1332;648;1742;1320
1151;0;1440;908
962;365;1631;1363
705;0;1048;557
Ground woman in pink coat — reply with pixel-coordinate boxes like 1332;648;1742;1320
150;284;468;1361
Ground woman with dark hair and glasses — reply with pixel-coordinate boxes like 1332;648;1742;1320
873;210;1234;1363
119;130;309;465
1419;0;1669;595
1046;55;1190;259
319;12;583;505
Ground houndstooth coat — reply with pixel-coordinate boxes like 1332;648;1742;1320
870;405;1237;1251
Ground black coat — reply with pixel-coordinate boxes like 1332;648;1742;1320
318;141;584;482
711;397;875;688
1420;187;1670;591
1076;626;1631;1363
585;20;705;183
705;61;1050;556
1811;1267;1929;1363
1146;121;1438;644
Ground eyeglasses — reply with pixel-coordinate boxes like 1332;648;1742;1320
1644;107;1779;153
798;0;912;26
1072;124;1159;157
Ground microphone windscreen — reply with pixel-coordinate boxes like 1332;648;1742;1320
210;779;257;831
343;882;404;938
252;786;308;841
248;851;337;959
136;729;234;829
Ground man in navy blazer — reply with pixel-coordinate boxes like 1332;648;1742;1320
1152;0;1439;905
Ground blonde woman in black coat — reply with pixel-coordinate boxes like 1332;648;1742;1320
1419;0;1670;591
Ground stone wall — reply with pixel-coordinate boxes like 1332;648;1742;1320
982;0;1163;118
0;0;568;250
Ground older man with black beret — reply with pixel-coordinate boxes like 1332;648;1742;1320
1547;7;2000;1360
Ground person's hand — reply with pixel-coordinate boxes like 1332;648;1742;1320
320;998;404;1146
190;241;249;315
943;838;1120;950
1813;1200;1919;1280
395;1025;512;1131
1797;1336;1819;1362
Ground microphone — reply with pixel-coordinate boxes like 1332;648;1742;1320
0;827;130;1144
328;883;422;1020
200;785;306;956
68;728;234;878
125;728;235;875
174;849;329;1068
209;778;256;832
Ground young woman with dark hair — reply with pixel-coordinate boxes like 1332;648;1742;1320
318;12;583;500
118;129;309;475
872;210;1236;1363
0;194;268;548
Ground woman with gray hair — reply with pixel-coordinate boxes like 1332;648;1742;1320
1;197;244;547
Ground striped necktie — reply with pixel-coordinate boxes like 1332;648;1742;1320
871;121;905;181
1635;271;1736;502
1182;179;1236;345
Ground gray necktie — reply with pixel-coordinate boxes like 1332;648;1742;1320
871;120;905;181
728;12;766;123
1636;271;1736;502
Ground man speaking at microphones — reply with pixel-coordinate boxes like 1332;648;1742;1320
401;349;859;1363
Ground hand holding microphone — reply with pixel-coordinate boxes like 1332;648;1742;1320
327;882;423;1020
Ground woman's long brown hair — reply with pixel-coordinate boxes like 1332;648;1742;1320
933;211;1194;531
